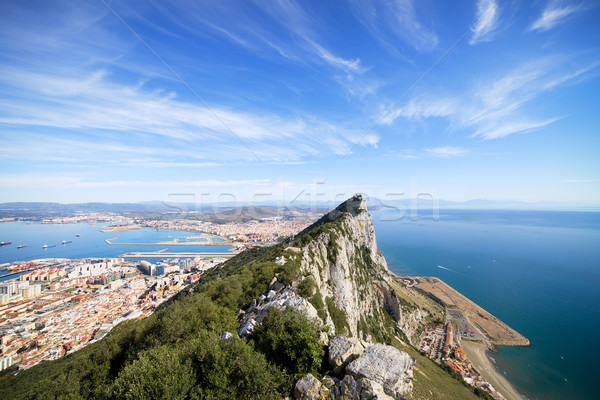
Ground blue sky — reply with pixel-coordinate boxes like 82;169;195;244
1;0;599;206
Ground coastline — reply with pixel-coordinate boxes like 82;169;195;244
399;274;527;400
460;339;523;400
413;276;530;347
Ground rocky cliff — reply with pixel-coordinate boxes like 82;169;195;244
0;196;484;400
291;194;432;345
239;195;434;399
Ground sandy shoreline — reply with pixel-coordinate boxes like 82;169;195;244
460;339;523;400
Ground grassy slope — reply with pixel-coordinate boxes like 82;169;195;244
0;205;485;400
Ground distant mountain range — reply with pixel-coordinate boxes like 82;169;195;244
0;197;598;218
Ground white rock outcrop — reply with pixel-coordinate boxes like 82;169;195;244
298;195;389;337
295;373;330;400
238;287;320;337
328;335;365;374
346;343;415;399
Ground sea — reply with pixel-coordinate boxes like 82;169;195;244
0;222;232;282
370;208;600;400
1;211;599;399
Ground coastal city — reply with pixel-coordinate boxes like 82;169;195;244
0;256;226;371
0;211;319;372
418;319;502;399
2;213;515;399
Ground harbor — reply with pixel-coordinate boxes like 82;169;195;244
118;251;239;258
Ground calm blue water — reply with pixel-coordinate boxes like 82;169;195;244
371;209;600;400
0;222;232;280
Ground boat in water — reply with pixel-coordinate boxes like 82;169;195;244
75;234;80;237
42;244;56;248
0;241;11;246
17;245;27;249
62;240;72;244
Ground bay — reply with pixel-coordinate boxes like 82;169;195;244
371;209;600;400
0;222;232;281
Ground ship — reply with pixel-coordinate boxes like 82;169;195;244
0;242;11;246
62;240;72;244
17;245;27;249
75;234;80;237
42;244;56;248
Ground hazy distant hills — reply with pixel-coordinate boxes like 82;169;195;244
0;197;597;219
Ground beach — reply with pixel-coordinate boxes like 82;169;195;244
460;339;523;400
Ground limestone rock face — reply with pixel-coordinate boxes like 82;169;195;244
346;343;415;399
328;335;365;374
295;374;330;400
238;286;319;337
323;374;395;400
298;195;389;337
356;377;394;399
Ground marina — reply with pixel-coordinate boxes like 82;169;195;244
119;251;238;258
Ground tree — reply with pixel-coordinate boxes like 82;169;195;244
251;307;324;377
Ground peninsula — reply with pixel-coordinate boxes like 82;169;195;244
0;195;527;400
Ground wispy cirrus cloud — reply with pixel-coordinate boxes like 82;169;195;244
529;2;584;32
381;56;599;140
0;175;271;190
470;0;500;44
151;0;371;89
425;146;469;157
0;68;377;163
350;0;438;53
310;41;367;74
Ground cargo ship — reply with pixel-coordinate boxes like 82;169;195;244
17;245;26;249
42;244;56;248
62;240;72;244
1;241;11;246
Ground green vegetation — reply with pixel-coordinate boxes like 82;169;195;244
325;297;350;335
251;307;325;378
309;287;327;322
0;244;323;400
0;201;491;400
297;275;316;298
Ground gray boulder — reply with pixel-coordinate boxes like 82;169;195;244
346;344;415;399
295;373;330;400
356;377;394;399
238;318;256;337
328;335;364;374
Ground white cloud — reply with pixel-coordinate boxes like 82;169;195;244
350;0;439;52
0;175;271;189
381;98;458;124
425;146;469;157
529;3;582;32
470;0;499;44
0;68;376;163
471;118;561;140
314;43;365;74
381;56;599;140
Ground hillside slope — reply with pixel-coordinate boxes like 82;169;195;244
0;195;485;400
